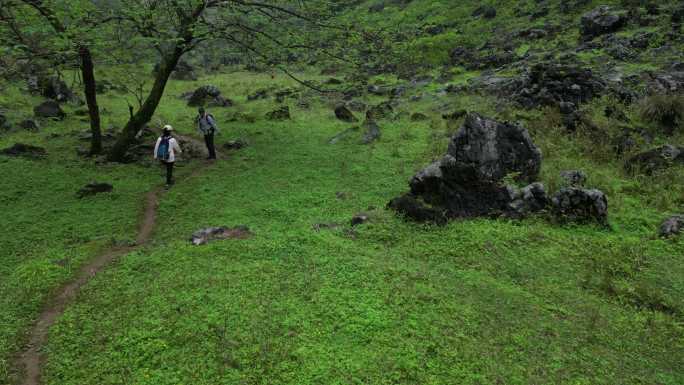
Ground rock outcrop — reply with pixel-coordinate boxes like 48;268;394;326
580;6;626;40
551;188;608;225
389;113;545;222
186;85;233;107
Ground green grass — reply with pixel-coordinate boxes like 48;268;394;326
0;68;679;384
2;0;684;381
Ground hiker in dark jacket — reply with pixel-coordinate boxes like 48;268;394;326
197;107;218;160
153;125;182;187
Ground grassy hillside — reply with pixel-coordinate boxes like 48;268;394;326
1;0;684;383
1;67;683;383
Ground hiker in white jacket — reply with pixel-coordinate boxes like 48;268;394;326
153;125;182;187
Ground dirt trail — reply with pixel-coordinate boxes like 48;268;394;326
14;151;214;385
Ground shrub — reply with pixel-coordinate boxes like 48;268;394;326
638;94;684;135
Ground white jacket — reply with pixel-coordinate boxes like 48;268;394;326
153;136;182;162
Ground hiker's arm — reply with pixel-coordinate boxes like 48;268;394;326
153;138;160;159
173;139;182;154
209;116;219;133
196;117;203;135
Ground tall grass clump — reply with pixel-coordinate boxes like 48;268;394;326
639;94;684;135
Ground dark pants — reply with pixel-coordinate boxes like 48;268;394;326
204;131;216;159
163;161;174;185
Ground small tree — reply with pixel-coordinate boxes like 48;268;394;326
105;0;345;162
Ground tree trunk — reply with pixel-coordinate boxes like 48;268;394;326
107;47;184;162
79;46;102;155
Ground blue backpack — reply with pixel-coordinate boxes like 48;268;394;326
157;136;171;161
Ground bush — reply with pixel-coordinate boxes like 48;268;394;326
638;94;684;135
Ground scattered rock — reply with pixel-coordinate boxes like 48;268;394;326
0;143;47;159
313;222;342;232
366;102;393;120
346;100;367;112
389;113;544;222
186;85;233;107
442;109;467;121
659;215;684;237
560;170;587;187
265;106;290;121
351;213;370;226
76;182;113;198
361;119;381;144
551;188;608;225
19;119;40;131
29;76;74;102
190;226;252;245
34;100;66;120
410;112;429;121
223;139;248;150
580;6;627;41
247;89;269;101
507;183;549;219
625;145;684;174
334;105;358;122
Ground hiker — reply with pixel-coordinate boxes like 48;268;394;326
153;125;182;187
197;107;218;160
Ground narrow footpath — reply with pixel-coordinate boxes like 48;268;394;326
14;155;213;385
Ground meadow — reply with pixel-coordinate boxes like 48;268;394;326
1;68;683;384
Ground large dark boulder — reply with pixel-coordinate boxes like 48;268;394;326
625;145;684;174
390;113;545;222
551;188;608;225
0;143;47;159
580;6;627;40
659;215;684;238
334;105;358;122
34;101;66;120
445;113;542;183
187;85;233;107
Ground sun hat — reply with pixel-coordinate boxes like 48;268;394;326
163;124;173;131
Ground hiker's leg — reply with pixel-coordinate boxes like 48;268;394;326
207;132;216;159
166;162;173;185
